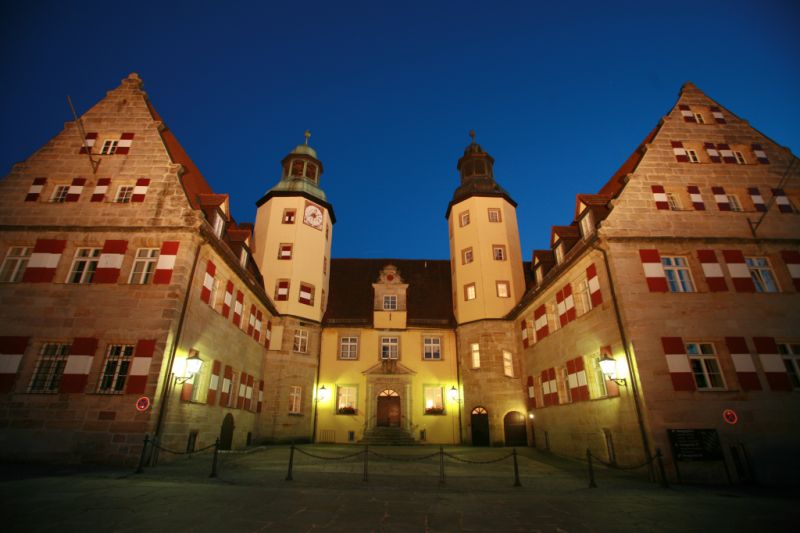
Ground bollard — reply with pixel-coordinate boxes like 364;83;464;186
209;438;219;478
656;448;669;488
438;445;446;485
363;444;369;482
285;443;295;481
587;449;597;488
135;434;149;474
512;448;522;487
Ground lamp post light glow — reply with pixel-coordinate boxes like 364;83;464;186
318;385;330;402
173;350;203;384
599;354;627;386
448;385;459;402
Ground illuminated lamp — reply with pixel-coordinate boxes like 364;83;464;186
599;354;627;386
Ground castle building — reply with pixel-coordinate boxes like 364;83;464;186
0;74;798;483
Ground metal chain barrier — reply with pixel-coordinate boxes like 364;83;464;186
443;451;514;464
134;435;220;478
294;447;366;461
586;448;669;489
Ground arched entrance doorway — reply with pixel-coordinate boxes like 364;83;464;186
219;413;235;450
377;389;400;427
471;406;490;446
503;411;527;446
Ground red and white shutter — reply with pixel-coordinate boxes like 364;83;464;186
153;241;179;284
697;250;727;292
703;143;721;163
59;337;98;393
725;337;760;391
562;283;575;322
257;380;264;413
22;239;66;283
722;250;755;292
567;357;589;401
545;368;558;406
265;321;273;348
207;360;221;405
25;177;47;202
0;336;28;393
556;289;567;326
219;365;233;406
65;177;86;202
711;186;730;211
222;281;234;318
687;186;705;210
79;132;97;153
709;106;726;124
780;250;800;291
299;284;313;305
201;260;216;304
670;141;689;163
717;143;736;164
247;305;256;336
276;280;289;301
639;249;667;292
651;185;669;210
748;187;766;212
661;337;695;391
526;375;535;409
521;319;529;348
772;188;793;213
254;310;263;342
754;337;791;391
233;291;244;327
91;178;110;202
237;373;246;409
94;239;128;283
131;178;150;202
245;374;254;411
678;104;695;123
126;339;156;394
751;143;769;164
279;244;292;259
116;132;134;155
534;305;548;341
180;376;194;402
586;264;602;307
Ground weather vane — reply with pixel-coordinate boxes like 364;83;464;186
469;130;475;143
304;130;311;145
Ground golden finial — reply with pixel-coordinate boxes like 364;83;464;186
468;130;476;143
304;130;311;145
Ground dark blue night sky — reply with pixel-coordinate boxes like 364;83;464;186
2;0;798;259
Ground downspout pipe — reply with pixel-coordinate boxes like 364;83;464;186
593;242;654;472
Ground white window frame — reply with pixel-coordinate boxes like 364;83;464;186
734;151;747;164
661;256;695;293
492;245;506;261
554;243;564;264
579;212;594;238
28;343;70;393
686;342;726;390
0;246;31;283
289;385;302;414
97;344;135;394
115;185;134;203
423;385;444;413
464;283;476;301
100;139;119;155
67;247;101;284
502;350;514;377
339;336;359;360
746;257;779;293
293;328;309;354
423;337;442;360
666;192;681;211
459;211;470;227
496;280;510;298
487;208;501;223
694;112;705;124
726;194;743;212
50;185;70;203
575;277;593;315
380;336;399;360
336;385;357;412
462;247;473;264
239;249;248;268
129;248;159;284
686;149;700;163
589;355;608;398
212;213;225;237
470;342;480;369
778;343;800;389
383;295;397;311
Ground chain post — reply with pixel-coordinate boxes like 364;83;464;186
135;434;149;474
285;442;295;481
438;445;446;485
587;449;597;488
512;448;522;487
363;444;369;482
209;438;220;478
656;448;669;488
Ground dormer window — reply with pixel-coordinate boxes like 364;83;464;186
383;295;397;311
291;160;304;177
535;267;543;285
305;163;318;181
555;243;564;264
579;212;594;238
213;213;225;238
239;249;248;268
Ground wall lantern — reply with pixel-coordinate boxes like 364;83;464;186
318;385;331;402
448;385;459;402
528;412;535;420
173;350;202;384
599;354;627;386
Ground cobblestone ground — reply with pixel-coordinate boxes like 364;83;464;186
2;445;797;532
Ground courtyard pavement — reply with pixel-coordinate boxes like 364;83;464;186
1;445;797;532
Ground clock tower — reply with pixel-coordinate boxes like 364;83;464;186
446;132;524;324
253;132;334;322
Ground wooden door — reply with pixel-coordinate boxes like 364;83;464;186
377;396;401;427
219;413;235;450
503;411;527;446
471;410;490;446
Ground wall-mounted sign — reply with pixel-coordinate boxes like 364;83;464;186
667;429;723;461
136;396;151;412
722;409;738;425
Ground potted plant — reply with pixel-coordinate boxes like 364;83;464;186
425;407;445;415
337;406;356;415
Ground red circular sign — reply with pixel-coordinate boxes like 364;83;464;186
136;396;151;412
722;409;738;425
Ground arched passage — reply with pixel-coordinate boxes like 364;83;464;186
503;411;527;446
219;413;235;450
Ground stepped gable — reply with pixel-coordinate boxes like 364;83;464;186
324;258;455;327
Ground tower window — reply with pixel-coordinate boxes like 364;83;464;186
487;208;501;222
503;350;514;377
666;193;681;211
50;185;70;203
100;140;118;155
115;186;135;203
299;283;315;306
687;149;700;163
461;247;473;265
470;343;480;369
734;151;747;164
278;243;293;260
464;283;476;301
275;279;290;301
383;295;397;311
492;245;506;261
694;113;705;124
459;211;470;227
305;163;318;181
291;160;305;177
727;195;743;212
496;281;510;298
282;209;296;224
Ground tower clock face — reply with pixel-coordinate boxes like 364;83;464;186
303;202;324;229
